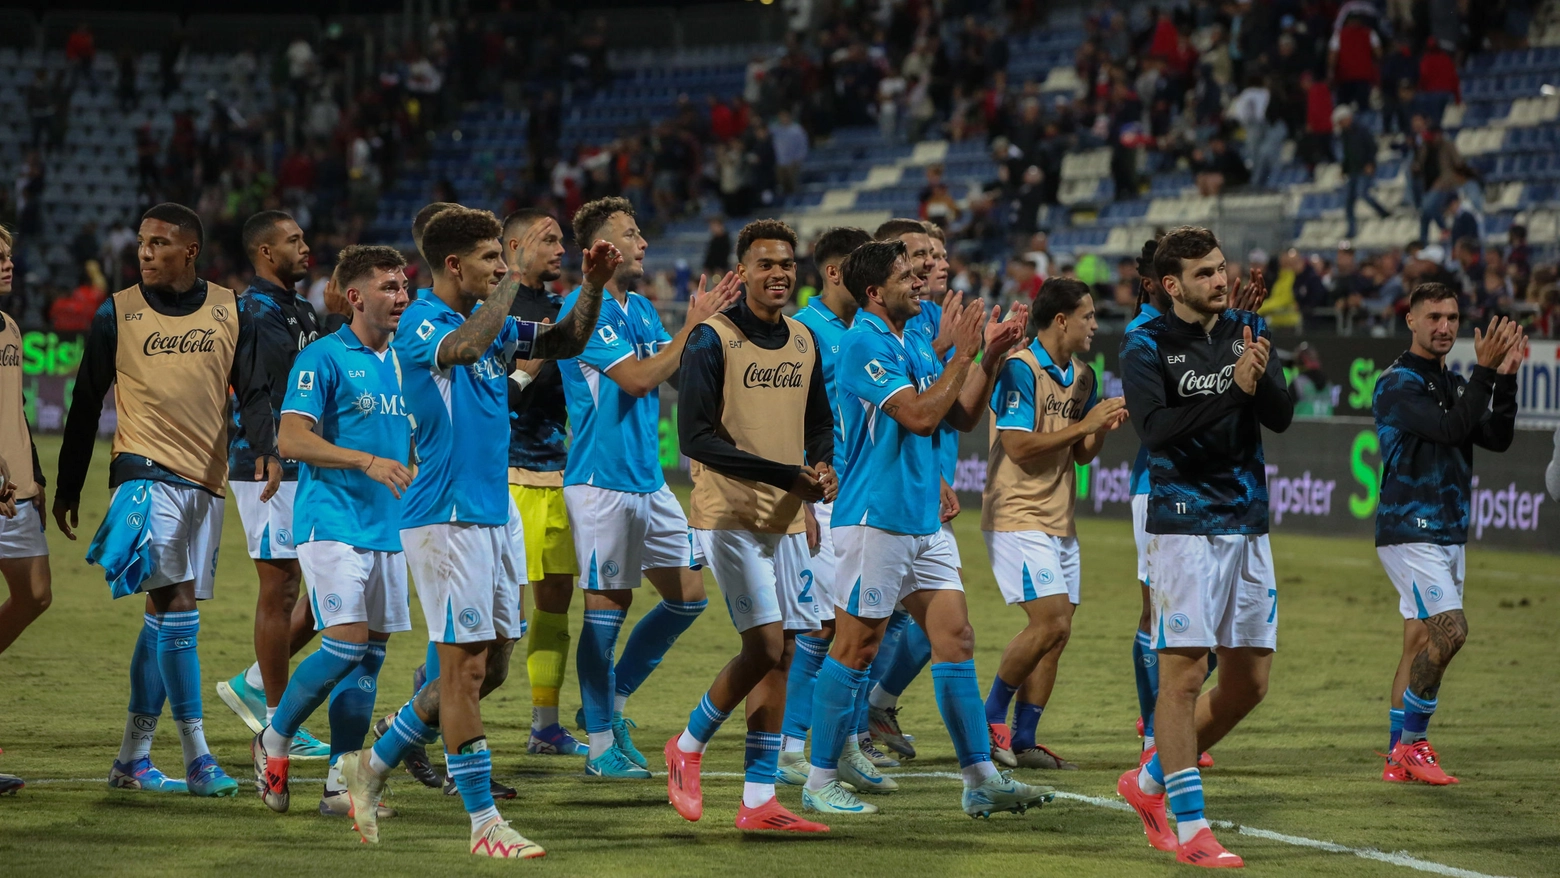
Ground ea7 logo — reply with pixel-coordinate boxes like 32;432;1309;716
728;339;743;348
348;370;367;378
1167;354;1186;364
124;311;143;321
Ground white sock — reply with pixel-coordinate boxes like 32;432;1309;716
244;662;264;690
1143;735;1155;751
532;705;559;731
117;714;157;764
177;718;211;767
470;804;502;832
265;705;277;724
856;731;872;745
961;760;998;789
781;735;806;753
587;730;616;759
613;694;628;713
325;760;346;793
1139;767;1166;795
676;729;707;754
261;724;289;755
367;749;394;777
1177;817;1211;844
803;766;837;792
743;781;775;808
867;685;897;710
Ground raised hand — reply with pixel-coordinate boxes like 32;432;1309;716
949;296;986;357
687;271;742;325
936;291;965;342
1234;326;1269;394
512;218;561;280
1082;396;1128;433
581;239;623;291
1474;315;1518;368
983;302;1028;361
1230;266;1267;312
1498;325;1528;375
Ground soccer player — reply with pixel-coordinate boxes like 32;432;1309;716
982;278;1128;772
497;208;588;757
664;219;834;832
55;203;281;797
1373;285;1522;785
216;210;330;760
0;224;51;795
342;207;613;859
802;240;1047;818
780;225;871;786
558;197;738;778
251;245;414;817
1117;226;1293;867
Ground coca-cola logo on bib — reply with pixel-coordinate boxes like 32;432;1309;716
0;344;18;367
143;328;218;356
1042;393;1086;420
1177;364;1235;397
743;361;805;388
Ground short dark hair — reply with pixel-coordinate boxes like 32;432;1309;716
1453;235;1480;254
1408;282;1459;309
412;202;459;248
921;220;946;242
812;227;872;267
141;202;203;250
420;206;502;273
241;210;295;262
874;218;929;242
840;240;906;307
501;208;554;243
336;245;408;291
736;218;798;262
1509;223;1528;240
571;196;634;248
1031;277;1093;332
1153;225;1221;284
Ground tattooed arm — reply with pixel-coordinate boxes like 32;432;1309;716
437;276;524;368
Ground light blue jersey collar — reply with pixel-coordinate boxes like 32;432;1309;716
1030;338;1075;387
857;309;900;338
807;296;848;327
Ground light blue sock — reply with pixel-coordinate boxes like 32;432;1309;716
809;657;867;771
447;746;497;819
1011;702;1044;752
1401;688;1437;743
984;676;1018;726
328;641;386;762
1388;707;1406;751
686;692;731;744
880;619;931;696
781;635;829;743
129;613;166;716
578;609;625;734
1145;751;1166;787
1133;629;1157;737
371;702;439;771
271;637;368;739
744;731;782;783
422;640;440;687
930;660;991;769
614;599;706;700
157;610;202;722
1166;767;1205;821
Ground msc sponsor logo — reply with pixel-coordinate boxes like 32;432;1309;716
742;361;805;389
143;328;218;356
1177;365;1235;398
355;390;377;414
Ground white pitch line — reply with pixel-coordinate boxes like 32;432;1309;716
25;770;1513;878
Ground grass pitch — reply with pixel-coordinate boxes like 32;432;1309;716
1;436;1555;877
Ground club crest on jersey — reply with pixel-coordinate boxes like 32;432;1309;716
297;371;315;391
864;359;889;385
416;320;435;341
794;334;808;352
736;596;753;615
1232;337;1246;356
212;304;230;322
459;608;482;629
1177;365;1235;397
325;594;343;613
1168;614;1190;633
1426;586;1443;602
864;587;882;606
603;560;621;577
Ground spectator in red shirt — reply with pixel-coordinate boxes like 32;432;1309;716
50;274;105;333
1419;39;1461;103
65;22;97;92
1299;71;1336;171
1329;14;1381;110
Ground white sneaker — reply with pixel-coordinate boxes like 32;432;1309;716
838;740;898;794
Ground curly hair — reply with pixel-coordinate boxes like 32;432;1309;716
736;218;798;262
412;201;459;249
1152;226;1221;285
336;245;408;292
571;197;634;248
420;206;502;273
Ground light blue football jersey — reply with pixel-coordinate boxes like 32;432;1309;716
905;299;960;487
282;325;412;551
989;338;1098;431
557;288;673;493
793;296;851;476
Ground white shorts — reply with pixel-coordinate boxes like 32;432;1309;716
1148;533;1277;651
0;500;48;559
565;483;697;590
984;530;1081;605
941;521;963;569
1131;493;1150;584
113;481;224;600
833;525;963;620
694;529;819;633
1377;543;1465;620
402;516;524;645
299;541;413;634
229;480;298;560
810;502;839;616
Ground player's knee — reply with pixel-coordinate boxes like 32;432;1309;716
833;638;878;671
743;632;785;671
